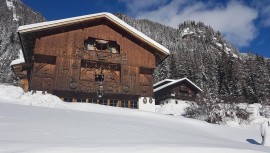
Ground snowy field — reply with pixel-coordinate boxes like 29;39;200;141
0;84;269;153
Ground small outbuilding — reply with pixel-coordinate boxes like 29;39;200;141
153;78;202;105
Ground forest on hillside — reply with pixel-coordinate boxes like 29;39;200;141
117;14;270;123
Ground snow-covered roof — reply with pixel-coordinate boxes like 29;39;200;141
153;79;175;88
154;78;202;93
10;49;25;66
18;12;169;56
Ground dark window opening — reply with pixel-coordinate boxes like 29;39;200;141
77;98;86;102
84;38;96;50
95;74;104;82
140;67;154;75
100;99;108;105
84;37;120;53
34;54;56;64
130;100;138;109
122;100;128;108
64;97;72;102
92;99;98;104
110;99;118;107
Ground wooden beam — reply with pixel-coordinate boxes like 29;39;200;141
128;100;131;108
118;100;121;107
107;99;110;106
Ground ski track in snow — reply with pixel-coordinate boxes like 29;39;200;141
0;84;269;152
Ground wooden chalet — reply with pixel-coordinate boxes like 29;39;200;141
11;12;169;112
153;78;202;105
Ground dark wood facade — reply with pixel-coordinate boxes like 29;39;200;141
13;13;169;108
154;79;202;104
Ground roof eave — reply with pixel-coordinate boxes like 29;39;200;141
154;78;202;93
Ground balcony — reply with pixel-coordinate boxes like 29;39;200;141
75;49;127;65
156;93;197;103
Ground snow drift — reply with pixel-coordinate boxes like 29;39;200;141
0;84;270;152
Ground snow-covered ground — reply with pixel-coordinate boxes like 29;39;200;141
0;84;269;152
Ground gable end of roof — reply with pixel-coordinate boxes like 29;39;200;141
18;12;170;56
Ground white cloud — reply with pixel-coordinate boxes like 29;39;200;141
121;0;258;47
255;1;270;27
261;5;270;26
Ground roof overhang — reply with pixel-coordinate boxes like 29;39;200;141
153;79;175;87
154;78;202;93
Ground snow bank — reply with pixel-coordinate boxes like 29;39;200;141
0;85;156;116
0;84;269;128
0;84;64;109
0;88;270;152
0;84;24;99
21;91;64;108
156;102;190;116
1;84;270;152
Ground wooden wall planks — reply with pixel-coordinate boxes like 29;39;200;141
30;19;159;98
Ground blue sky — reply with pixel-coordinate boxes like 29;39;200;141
21;0;270;58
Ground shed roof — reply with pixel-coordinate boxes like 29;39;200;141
153;78;202;93
18;12;169;56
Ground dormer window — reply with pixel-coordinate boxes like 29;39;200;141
84;37;120;53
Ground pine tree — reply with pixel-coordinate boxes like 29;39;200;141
169;53;178;79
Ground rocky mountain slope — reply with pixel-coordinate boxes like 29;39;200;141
0;0;45;83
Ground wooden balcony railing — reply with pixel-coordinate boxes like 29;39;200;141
75;49;127;65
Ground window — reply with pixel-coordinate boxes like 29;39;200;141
122;100;128;108
110;99;118;107
84;38;96;50
84;37;120;53
100;99;108;105
77;98;86;102
130;100;138;109
95;74;104;82
92;99;98;104
64;97;73;102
